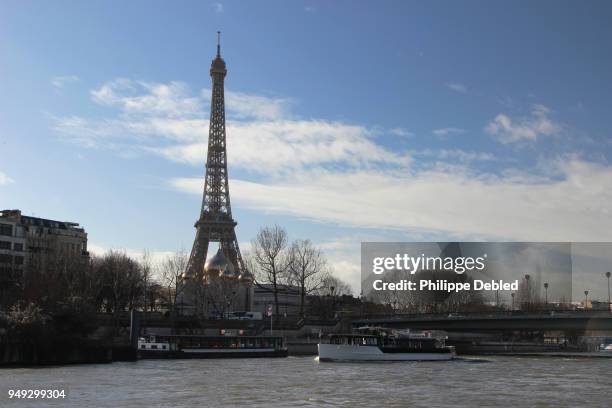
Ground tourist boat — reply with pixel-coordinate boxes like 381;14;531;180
137;334;288;359
599;343;612;353
318;327;455;362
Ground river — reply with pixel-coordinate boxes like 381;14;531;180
1;356;610;407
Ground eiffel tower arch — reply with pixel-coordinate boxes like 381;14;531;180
178;33;253;316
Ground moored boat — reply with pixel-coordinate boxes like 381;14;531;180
318;327;455;362
137;334;288;359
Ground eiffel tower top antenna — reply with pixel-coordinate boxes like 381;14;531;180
216;31;221;57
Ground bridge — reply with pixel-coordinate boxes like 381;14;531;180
351;311;612;333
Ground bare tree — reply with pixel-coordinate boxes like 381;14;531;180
250;225;290;316
517;274;539;311
158;250;189;313
288;239;326;317
320;274;352;296
140;250;152;312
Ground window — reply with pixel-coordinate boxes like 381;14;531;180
0;254;11;263
0;241;10;250
0;224;12;236
14;243;23;251
14;256;24;265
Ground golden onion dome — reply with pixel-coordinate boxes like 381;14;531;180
239;270;254;284
204;248;237;279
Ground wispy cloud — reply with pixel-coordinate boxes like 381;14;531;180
414;148;495;163
485;104;561;144
52;79;612;243
171;158;612;241
0;171;14;185
52;75;80;89
54;79;411;174
447;82;467;93
432;127;465;136
213;2;224;13
91;79;202;118
224;91;293;121
389;127;414;138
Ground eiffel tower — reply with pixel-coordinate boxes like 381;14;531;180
181;33;253;312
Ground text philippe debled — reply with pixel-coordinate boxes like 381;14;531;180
370;253;518;293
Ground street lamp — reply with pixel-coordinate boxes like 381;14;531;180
544;282;549;308
511;292;515;311
524;273;530;299
584;290;589;310
606;272;611;314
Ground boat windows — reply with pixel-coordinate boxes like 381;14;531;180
329;335;378;346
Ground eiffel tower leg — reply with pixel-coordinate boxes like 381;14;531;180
180;231;210;315
187;231;210;278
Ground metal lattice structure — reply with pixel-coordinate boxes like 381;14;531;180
183;33;250;283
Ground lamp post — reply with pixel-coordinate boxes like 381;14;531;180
330;286;336;320
584;290;589;310
606;272;611;314
525;274;531;309
544;282;549;309
511;292;515;311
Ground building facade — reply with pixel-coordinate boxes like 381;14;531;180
0;209;89;278
253;284;301;317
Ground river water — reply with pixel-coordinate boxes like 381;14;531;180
1;356;610;407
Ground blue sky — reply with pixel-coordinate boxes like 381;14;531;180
1;1;612;297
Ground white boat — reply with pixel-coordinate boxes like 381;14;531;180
599;343;612;353
137;336;173;352
318;327;455;362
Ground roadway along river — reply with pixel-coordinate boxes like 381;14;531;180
1;356;610;407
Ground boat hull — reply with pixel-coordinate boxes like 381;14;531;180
318;343;455;362
138;348;288;359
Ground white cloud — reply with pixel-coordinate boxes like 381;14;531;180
88;242;176;270
0;171;15;185
52;75;80;89
447;82;467;93
389;127;414;138
485;104;561;144
214;2;224;13
171;158;612;242
224;91;292;121
91;79;202;118
327;259;360;295
414;149;495;163
53;79;612;249
432;127;465;136
55;79;411;174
